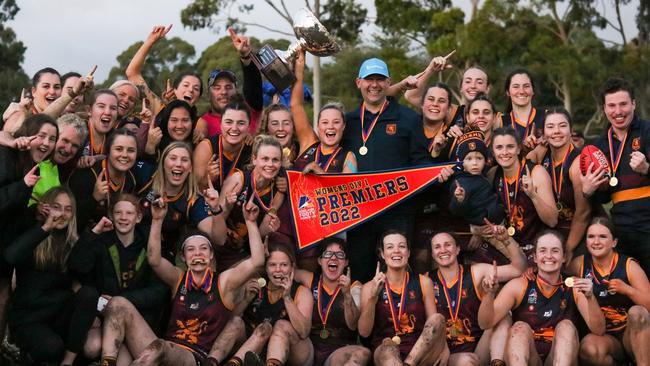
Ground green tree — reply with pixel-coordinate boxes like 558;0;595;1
102;37;196;93
0;0;29;113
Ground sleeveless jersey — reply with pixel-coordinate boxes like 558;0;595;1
494;160;548;264
293;142;349;173
165;271;231;357
498;108;546;143
243;281;300;334
372;272;427;360
581;252;634;334
206;134;252;191
512;276;577;359
541;146;581;237
431;265;483;353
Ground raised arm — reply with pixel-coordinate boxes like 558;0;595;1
282;271;313;339
403;52;454;108
229;28;263;114
290;51;318;153
43;66;95;119
220;197;267;307
478;276;524;329
339;268;361;330
358;263;385;337
126;25;171;116
146;197;183;288
572;278;606;336
201;173;228;246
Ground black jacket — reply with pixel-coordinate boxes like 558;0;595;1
68;224;167;318
449;172;506;225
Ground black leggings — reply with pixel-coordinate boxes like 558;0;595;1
11;286;98;363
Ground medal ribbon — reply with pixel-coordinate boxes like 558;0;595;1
88;122;105;156
550;145;574;202
591;252;618;285
218;136;244;187
502;161;524;227
251;170;274;212
101;160;125;205
185;269;213;294
385;272;409;335
607;127;629;179
510;107;536;140
360;100;388;147
536;273;564;288
316;145;342;172
437;266;464;323
317;275;341;327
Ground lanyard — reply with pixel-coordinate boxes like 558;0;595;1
502;162;524;226
218;136;244;187
360;100;388;147
385;272;409;335
550;145;573;202
315;144;342;172
591;252;618;285
251;171;274;212
607;127;629;179
510;107;536;139
317;276;341;327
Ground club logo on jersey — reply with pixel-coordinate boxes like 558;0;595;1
543;310;553;317
461;289;468;299
560;299;567;309
528;305;535;312
409;290;416;300
386;124;397;135
433;282;440;298
632;137;641;151
528;289;537;304
298;195;316;220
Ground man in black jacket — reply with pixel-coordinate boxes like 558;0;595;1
342;58;431;282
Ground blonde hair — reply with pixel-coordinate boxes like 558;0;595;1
246;134;283;170
152;142;199;201
34;187;78;272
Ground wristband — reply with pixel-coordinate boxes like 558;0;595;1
210;205;223;216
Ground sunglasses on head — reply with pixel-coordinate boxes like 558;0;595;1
321;251;346;259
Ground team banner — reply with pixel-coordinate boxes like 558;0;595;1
287;163;458;251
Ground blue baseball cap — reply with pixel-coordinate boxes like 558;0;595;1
358;58;390;79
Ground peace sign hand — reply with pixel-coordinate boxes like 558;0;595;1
228;27;251;58
521;164;537;199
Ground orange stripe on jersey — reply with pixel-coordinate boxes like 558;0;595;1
612;185;650;204
470;265;482;301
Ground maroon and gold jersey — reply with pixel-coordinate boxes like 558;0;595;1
511;276;577;359
541;147;581;237
372;272;427;360
431;265;483;353
580;252;635;335
293;142;349;173
165;271;231;357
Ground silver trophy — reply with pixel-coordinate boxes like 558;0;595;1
251;8;340;92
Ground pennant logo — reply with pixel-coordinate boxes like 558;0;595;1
287;163;457;250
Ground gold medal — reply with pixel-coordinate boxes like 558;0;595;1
359;145;368;156
564;277;575;288
320;328;329;339
556;202;563;212
507;226;516;236
257;278;267;287
267;208;277;215
282;147;291;158
609;176;618;187
391;335;401;345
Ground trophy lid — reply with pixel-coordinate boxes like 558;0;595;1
292;8;340;57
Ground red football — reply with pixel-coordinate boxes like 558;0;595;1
580;145;610;175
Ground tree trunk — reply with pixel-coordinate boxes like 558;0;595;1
562;73;572;114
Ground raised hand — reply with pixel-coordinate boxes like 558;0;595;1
437;166;454;184
145;112;163;155
150;193;168;221
146;24;172;44
427;50;455;72
302;161;325;175
446;125;463;139
523;134;540;150
161;79;176;104
225;179;243;208
294;49;305;78
281;270;294;299
371;262;386;298
71;65;97;97
521;164;537;198
453;180;466;203
243;193;260;222
339;267;352;294
275;176;288;194
629;151;650;175
93;169;109;202
260;210;280;234
579;162;609;197
92;216;114;234
41;204;64;232
23;164;40;187
207;154;220;184
19;88;33;112
203;173;221;212
481;260;499;294
139;98;153;124
572;277;594;298
228;27;251;58
432;131;449;154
